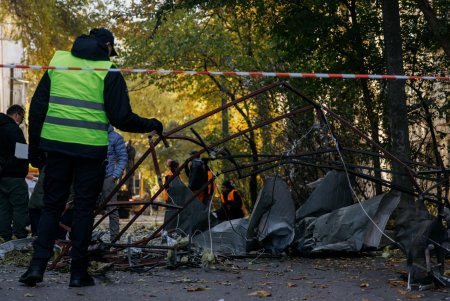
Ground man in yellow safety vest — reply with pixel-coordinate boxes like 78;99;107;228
20;28;163;288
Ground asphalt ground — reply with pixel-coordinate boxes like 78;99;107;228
1;255;449;301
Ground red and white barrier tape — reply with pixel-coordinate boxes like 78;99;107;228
1;64;448;81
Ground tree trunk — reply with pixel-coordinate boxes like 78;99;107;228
381;0;413;193
382;1;429;274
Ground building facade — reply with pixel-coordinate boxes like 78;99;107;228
0;21;26;114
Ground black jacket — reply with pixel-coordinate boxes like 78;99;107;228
29;34;161;160
0;113;29;178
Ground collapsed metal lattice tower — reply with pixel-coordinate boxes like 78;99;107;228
51;81;449;271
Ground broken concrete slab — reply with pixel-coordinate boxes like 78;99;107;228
247;177;295;255
163;177;216;235
0;237;33;259
364;191;401;248
293;192;400;255
296;170;354;221
192;218;249;255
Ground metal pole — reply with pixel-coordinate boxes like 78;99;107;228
9;67;13;106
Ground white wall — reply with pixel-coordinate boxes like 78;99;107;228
0;22;25;114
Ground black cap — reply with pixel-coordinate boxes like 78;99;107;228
89;28;118;56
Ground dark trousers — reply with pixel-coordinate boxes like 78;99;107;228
57;207;73;240
29;208;41;237
0;177;29;241
32;152;105;262
29;207;72;240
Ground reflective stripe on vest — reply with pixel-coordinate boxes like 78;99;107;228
221;189;247;216
41;51;112;146
221;189;238;204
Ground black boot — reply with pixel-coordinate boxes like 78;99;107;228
69;258;95;287
19;259;47;286
69;273;95;287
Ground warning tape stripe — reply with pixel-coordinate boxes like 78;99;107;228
1;64;448;81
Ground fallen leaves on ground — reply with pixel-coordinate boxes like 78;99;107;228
360;283;369;288
215;280;232;286
3;250;33;267
312;284;328;289
287;282;297;287
406;294;424;299
248;290;272;297
186;287;209;292
289;276;306;280
388;279;407;287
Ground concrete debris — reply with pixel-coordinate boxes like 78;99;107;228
163;177;216;235
247;177;296;255
0;237;34;259
192;218;248;256
292;192;400;255
296;170;353;221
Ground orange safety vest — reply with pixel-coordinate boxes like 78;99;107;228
220;189;247;216
207;170;216;195
163;170;173;203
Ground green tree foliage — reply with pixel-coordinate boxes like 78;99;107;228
0;0;114;100
0;0;110;65
4;0;447;204
161;0;447;188
115;2;296;202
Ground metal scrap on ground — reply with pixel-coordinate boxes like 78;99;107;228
2;82;449;290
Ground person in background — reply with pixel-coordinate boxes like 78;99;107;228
185;151;208;204
124;140;136;197
163;159;180;203
204;158;216;204
215;180;246;221
28;168;46;237
20;28;163;288
102;125;127;242
0;105;29;241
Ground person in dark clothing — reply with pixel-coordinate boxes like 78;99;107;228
215;180;246;221
184;151;208;204
163;159;180;203
28;168;45;236
20;28;163;288
204;159;216;203
0;105;29;241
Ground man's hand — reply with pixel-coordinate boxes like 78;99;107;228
29;145;46;169
149;118;163;136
